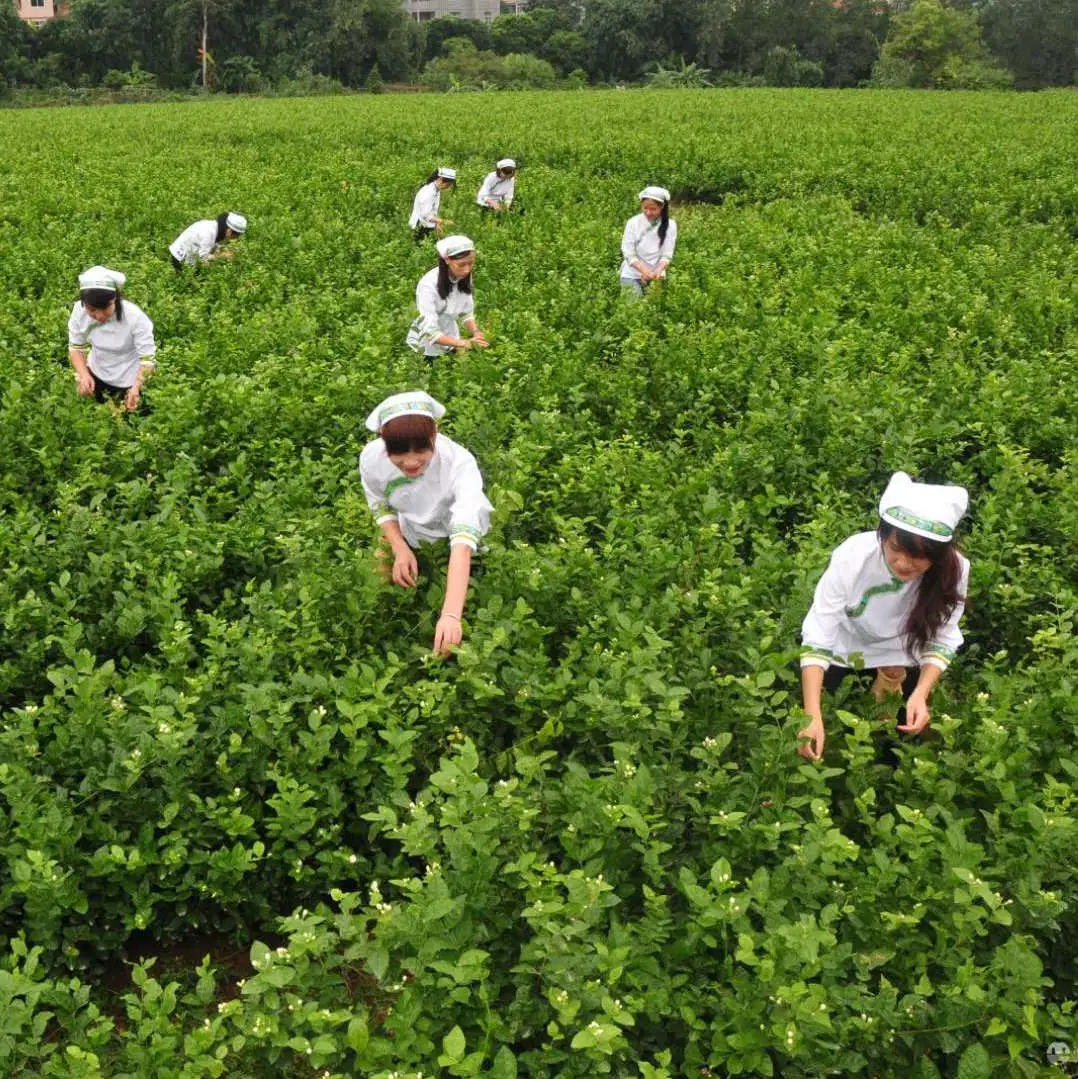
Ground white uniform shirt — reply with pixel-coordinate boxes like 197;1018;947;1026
67;300;156;388
405;267;475;357
800;531;968;672
169;219;221;266
409;182;441;229
360;434;493;551
619;214;678;281
476;171;515;208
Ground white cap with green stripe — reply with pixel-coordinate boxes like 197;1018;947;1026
78;265;126;293
879;471;968;541
366;390;446;432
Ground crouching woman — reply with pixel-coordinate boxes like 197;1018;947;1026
67;266;156;411
797;471;970;761
405;235;489;361
360;391;492;656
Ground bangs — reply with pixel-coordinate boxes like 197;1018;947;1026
80;288;116;309
879;521;948;561
382;414;436;455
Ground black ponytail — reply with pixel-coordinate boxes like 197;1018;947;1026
657;202;670;246
215;212;229;243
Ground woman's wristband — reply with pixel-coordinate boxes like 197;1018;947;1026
441;612;461;622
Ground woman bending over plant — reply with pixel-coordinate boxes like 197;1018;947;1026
169;211;247;270
360;391;492;657
406;235;489;360
797;471;969;761
409;166;456;240
67;266;156;411
620;185;677;297
476;158;517;213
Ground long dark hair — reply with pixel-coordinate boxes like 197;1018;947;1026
80;288;124;321
878;521;965;655
215;212;229;242
436;257;473;300
657;201;670;246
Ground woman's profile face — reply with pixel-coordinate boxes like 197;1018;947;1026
882;533;933;583
640;198;664;221
84;299;116;324
446;251;475;278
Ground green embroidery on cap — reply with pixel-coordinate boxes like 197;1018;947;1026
884;505;953;538
379;399;437;426
846;576;904;619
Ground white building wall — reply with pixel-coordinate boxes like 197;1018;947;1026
403;0;500;22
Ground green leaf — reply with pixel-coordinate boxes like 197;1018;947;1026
442;1025;466;1063
346;1015;369;1053
956;1042;991;1079
424;897;457;922
917;1059;942;1079
491;1046;518;1079
366;946;389;982
570;1028;597;1050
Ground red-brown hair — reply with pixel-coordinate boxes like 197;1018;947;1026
878;521;965;654
381;414;436;455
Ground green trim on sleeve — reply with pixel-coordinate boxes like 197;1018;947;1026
449;523;483;547
920;643;956;668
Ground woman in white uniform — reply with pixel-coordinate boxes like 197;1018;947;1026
476;158;517;213
360;391;493;656
409;167;456;241
169;211;247;270
619;185;677;297
67;266;156;411
797;471;970;761
405;235;489;361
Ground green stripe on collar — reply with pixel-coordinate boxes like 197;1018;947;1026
846;576;904;618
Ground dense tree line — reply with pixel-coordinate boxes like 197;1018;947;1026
0;0;1075;92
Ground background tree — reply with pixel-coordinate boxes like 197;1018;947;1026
545;29;590;75
581;0;665;81
422;15;492;64
525;0;586;28
972;0;1078;87
4;0;1072;91
827;0;890;87
873;0;1011;87
0;5;33;89
490;8;570;55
